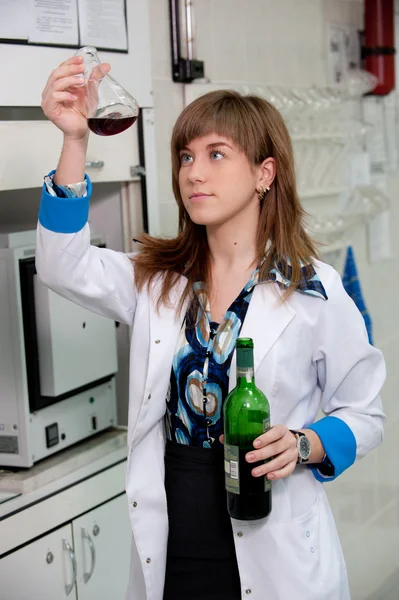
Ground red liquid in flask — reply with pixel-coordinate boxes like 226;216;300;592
88;115;137;136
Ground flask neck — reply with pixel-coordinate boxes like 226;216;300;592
75;46;102;80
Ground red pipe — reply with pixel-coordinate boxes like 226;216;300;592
364;0;395;95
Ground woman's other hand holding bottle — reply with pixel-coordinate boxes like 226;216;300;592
220;424;325;481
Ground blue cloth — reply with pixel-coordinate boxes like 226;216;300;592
38;171;91;234
270;260;328;300
342;245;373;345
165;271;256;448
307;416;357;481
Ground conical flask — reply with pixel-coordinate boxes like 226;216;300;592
74;46;139;136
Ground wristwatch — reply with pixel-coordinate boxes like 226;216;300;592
290;430;311;464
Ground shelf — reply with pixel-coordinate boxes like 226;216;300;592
299;187;347;199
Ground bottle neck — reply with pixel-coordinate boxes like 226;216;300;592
236;367;255;388
236;345;254;387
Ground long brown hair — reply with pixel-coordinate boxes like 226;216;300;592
132;90;318;310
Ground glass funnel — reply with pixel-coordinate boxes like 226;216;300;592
74;46;139;136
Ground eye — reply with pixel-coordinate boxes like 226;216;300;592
180;152;193;164
210;150;226;160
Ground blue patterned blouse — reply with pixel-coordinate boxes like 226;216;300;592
165;261;328;448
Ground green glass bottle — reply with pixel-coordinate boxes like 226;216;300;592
224;337;271;520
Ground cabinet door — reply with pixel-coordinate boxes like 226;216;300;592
0;120;140;191
72;494;131;600
0;524;77;600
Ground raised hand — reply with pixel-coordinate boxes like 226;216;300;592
41;56;110;141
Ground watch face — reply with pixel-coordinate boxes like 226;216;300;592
299;436;311;460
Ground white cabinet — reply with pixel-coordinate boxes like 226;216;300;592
73;495;131;600
0;120;140;190
0;437;131;600
0;524;77;600
0;494;131;600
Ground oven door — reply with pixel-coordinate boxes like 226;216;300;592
19;257;118;412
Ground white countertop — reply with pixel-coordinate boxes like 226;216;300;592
0;428;128;519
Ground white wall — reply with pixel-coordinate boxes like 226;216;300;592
147;1;399;598
149;0;365;235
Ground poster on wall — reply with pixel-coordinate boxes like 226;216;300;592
78;0;128;51
0;0;128;52
28;0;79;46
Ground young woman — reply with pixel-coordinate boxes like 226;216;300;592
37;56;386;600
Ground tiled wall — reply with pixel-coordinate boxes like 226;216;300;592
147;0;399;598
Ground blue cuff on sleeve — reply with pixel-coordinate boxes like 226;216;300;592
38;171;92;234
307;416;357;482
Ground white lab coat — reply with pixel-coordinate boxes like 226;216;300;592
35;223;386;600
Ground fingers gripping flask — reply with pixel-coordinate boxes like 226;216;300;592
74;46;139;136
224;338;272;520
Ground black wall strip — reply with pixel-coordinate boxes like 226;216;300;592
137;110;149;234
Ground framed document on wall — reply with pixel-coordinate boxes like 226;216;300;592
0;0;128;53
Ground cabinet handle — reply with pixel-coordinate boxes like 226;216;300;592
85;161;105;169
62;538;77;596
82;527;96;583
130;165;146;177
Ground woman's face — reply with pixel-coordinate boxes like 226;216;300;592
178;133;265;228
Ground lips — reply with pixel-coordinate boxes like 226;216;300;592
189;193;212;200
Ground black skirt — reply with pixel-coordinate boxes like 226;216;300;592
163;440;242;600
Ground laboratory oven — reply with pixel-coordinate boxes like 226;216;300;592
0;230;118;468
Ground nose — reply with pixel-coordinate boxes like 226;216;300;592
187;155;207;183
